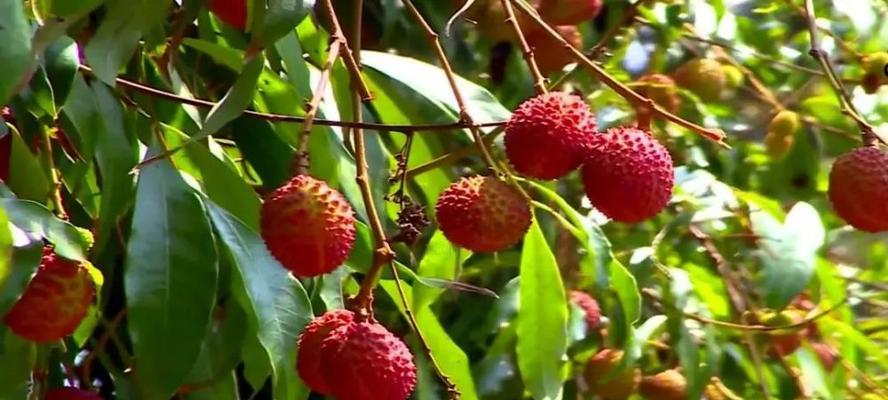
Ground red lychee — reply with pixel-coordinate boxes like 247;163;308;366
435;175;531;252
320;319;417;400
538;0;603;25
45;388;104;400
584;349;640;400
811;342;837;371
581;127;674;223
261;175;356;277
296;309;356;394
209;0;247;30
524;25;582;75
639;369;687;400
569;290;601;331
505;92;597;179
827;146;888;232
3;247;94;342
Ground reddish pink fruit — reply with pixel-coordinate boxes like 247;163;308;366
827;146;888;232
538;0;603;25
296;309;356;394
569;290;601;331
811;342;837;371
45;388;103;400
581;127;674;223
209;0;248;30
505;92;597;180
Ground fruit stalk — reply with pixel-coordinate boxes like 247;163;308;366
498;0;548;94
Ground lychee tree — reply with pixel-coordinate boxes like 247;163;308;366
0;0;886;399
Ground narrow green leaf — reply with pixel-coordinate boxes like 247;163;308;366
0;241;43;317
43;36;80;111
258;0;308;46
196;55;264;142
414;231;465;310
6;128;50;202
1;199;90;261
0;1;32;104
0;328;36;399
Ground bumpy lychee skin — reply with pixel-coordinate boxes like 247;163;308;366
584;349;640;400
639;369;687;400
435;176;531;252
673;59;726;101
828;146;888;232
261;175;356;277
538;0;603;25
525;25;583;75
45;388;104;400
320;320;417;400
635;74;680;114
569;290;601;331
209;0;247;30
296;309;356;394
581;127;674;223
505;92;597;179
3;247;94;342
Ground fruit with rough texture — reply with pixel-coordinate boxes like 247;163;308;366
3;247;94;342
209;0;247;30
635;74;680;114
296;309;356;394
525;25;582;75
861;52;888;94
261;175;356;276
320;318;416;400
639;369;687;400
538;0;603;24
584;349;640;400
673;59;726;101
435;176;531;252
45;388;104;400
828;146;888;232
569;290;601;331
505;92;597;179
581;127;674;223
811;342;837;371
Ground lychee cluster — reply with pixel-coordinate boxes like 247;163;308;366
827;146;888;232
261;175;356;277
3;247;94;342
208;0;247;30
296;309;417;400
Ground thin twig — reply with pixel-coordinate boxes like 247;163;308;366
499;0;547;94
588;0;653;58
295;34;343;174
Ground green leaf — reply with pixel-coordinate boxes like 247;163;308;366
0;1;32;104
517;216;568;400
205;201;313;400
36;0;104;17
124;149;219;400
0;328;36;399
0;241;43;318
6;128;50;202
196;55;264;142
413;231;465;310
258;0;308;46
43;36;80;110
1;199;91;261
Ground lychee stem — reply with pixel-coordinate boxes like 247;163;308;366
498;0;548;95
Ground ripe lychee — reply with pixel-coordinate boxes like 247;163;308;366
811;342;836;371
861;52;888;94
435;176;531;252
581;127;674;223
584;349;640;400
320;319;417;400
538;0;603;25
525;25;582;75
209;0;247;30
45;388;104;400
3;247;94;342
827;146;888;232
635;74;680;114
673;59;727;101
569;290;601;331
505;91;597;179
261;175;356;277
639;369;687;400
296;309;356;394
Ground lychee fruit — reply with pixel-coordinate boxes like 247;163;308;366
3;247;94;342
538;0;603;25
811;342;837;371
581;127;674;223
768;110;801;138
635;74;681;114
584;349;640;400
435;175;531;252
45;388;104;400
296;309;356;394
320;319;417;400
758;309;806;357
524;25;582;75
209;0;248;30
639;369;687;400
827;146;888;232
764;130;795;159
569;290;601;331
673;59;727;101
861;52;888;94
505;91;597;179
261;175;356;277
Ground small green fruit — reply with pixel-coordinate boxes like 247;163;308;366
673;59;727;101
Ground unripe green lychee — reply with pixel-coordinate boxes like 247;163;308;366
3;247;94;342
581;127;674;223
861;52;888;94
768;110;801;138
45;388;104;400
673;59;727;101
260;175;356;277
764;130;795;159
827;146;888;232
435;176;531;252
569;290;601;331
208;0;247;30
639;369;687;400
505;92;597;179
297;309;356;394
635;74;680;114
538;0;603;25
584;349;640;400
525;25;582;75
721;64;746;89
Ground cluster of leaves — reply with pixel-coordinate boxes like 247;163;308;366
0;0;886;399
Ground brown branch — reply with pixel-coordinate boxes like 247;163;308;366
295;34;343;174
499;0;547;94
